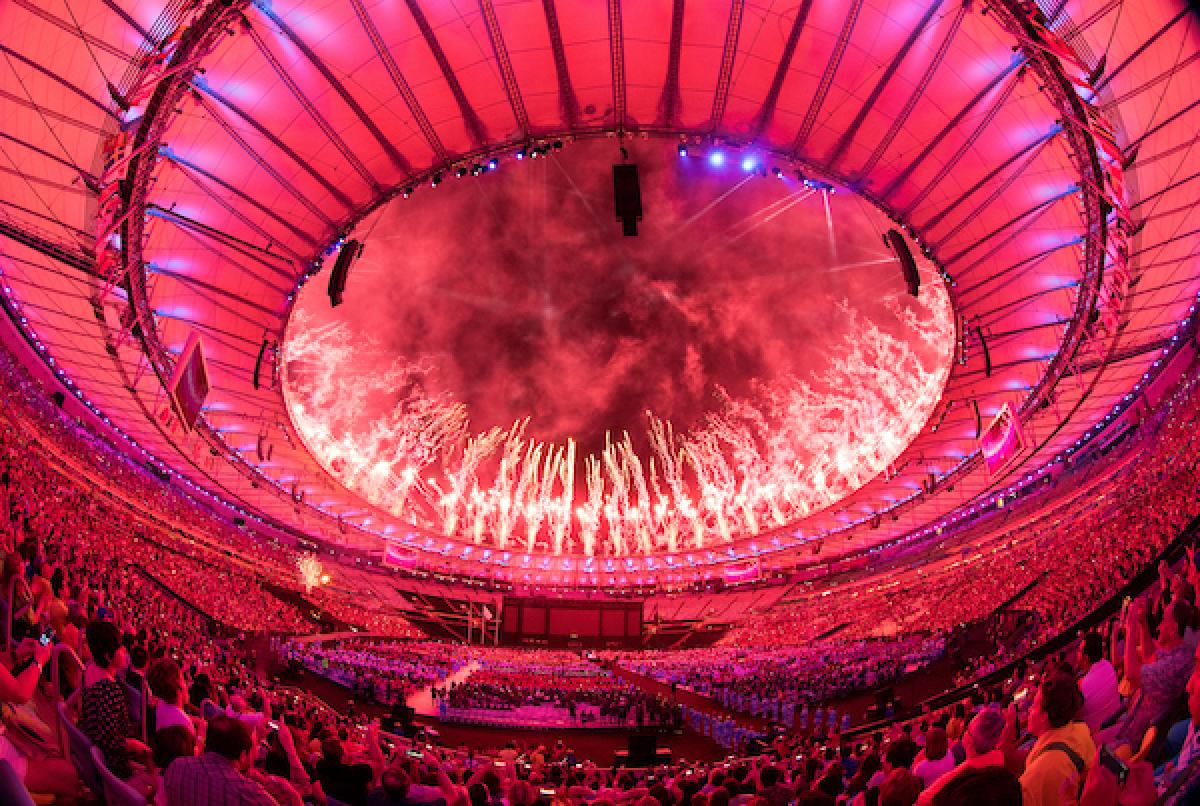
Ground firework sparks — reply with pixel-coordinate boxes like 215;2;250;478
283;288;952;557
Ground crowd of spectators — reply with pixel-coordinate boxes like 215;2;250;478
607;635;945;728
285;639;465;706
436;664;682;729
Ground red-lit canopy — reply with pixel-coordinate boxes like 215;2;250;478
0;0;1197;588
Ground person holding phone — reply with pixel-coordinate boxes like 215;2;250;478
0;635;78;802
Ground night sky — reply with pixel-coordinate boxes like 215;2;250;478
290;138;943;460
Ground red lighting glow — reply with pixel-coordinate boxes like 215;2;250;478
283;141;954;557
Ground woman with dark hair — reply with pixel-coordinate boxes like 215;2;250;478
0;552;38;642
147;657;197;739
78;618;154;793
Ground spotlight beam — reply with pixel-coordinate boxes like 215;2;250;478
672;175;755;236
719;188;815;246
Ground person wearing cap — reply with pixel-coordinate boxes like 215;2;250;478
915;708;1006;805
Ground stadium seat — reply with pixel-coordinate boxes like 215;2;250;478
122;680;146;742
90;746;150;806
56;700;101;795
0;758;35;806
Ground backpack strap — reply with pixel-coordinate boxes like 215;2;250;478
1035;741;1087;798
1040;741;1087;777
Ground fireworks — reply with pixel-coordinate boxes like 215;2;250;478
297;552;325;592
283;288;953;558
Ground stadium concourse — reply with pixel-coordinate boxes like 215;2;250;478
3;0;1200;805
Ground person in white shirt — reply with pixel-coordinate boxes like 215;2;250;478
147;657;199;737
916;707;1006;805
912;726;956;788
1077;632;1121;733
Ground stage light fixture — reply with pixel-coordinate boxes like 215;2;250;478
515;148;526;160
487;158;498;170
708;151;725;167
677;144;688;157
741;155;757;172
430;173;442;188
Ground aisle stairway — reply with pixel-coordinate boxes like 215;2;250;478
408;661;480;716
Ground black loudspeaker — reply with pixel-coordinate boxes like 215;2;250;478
51;391;65;408
233;516;245;528
613;164;643;236
883;229;920;297
976;326;992;377
327;239;363;307
253;339;270;390
627;734;657;767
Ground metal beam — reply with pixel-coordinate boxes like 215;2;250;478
243;18;383;192
792;0;863;154
855;3;966;181
0;198;91;242
898;72;1022;217
14;1;135;62
0;131;97;187
879;58;1025;201
657;0;686;127
606;0;629;130
0;45;119;121
957;238;1079;299
1126;95;1200;154
146;205;297;283
149;265;280;322
942;189;1071;270
1095;6;1192;92
928;131;1054;252
0;87;107;136
825;0;943;167
170;159;305;265
165;151;320;250
406;0;488;147
977;285;1073;328
351;0;447;163
541;0;582;126
190;88;350;218
0;164;92;197
0;218;96;277
478;0;531;137
1076;337;1171;373
748;0;816;141
919;128;1057;233
709;0;745;132
253;4;412;176
101;0;156;47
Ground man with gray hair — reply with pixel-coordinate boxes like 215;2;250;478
915;707;1006;805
